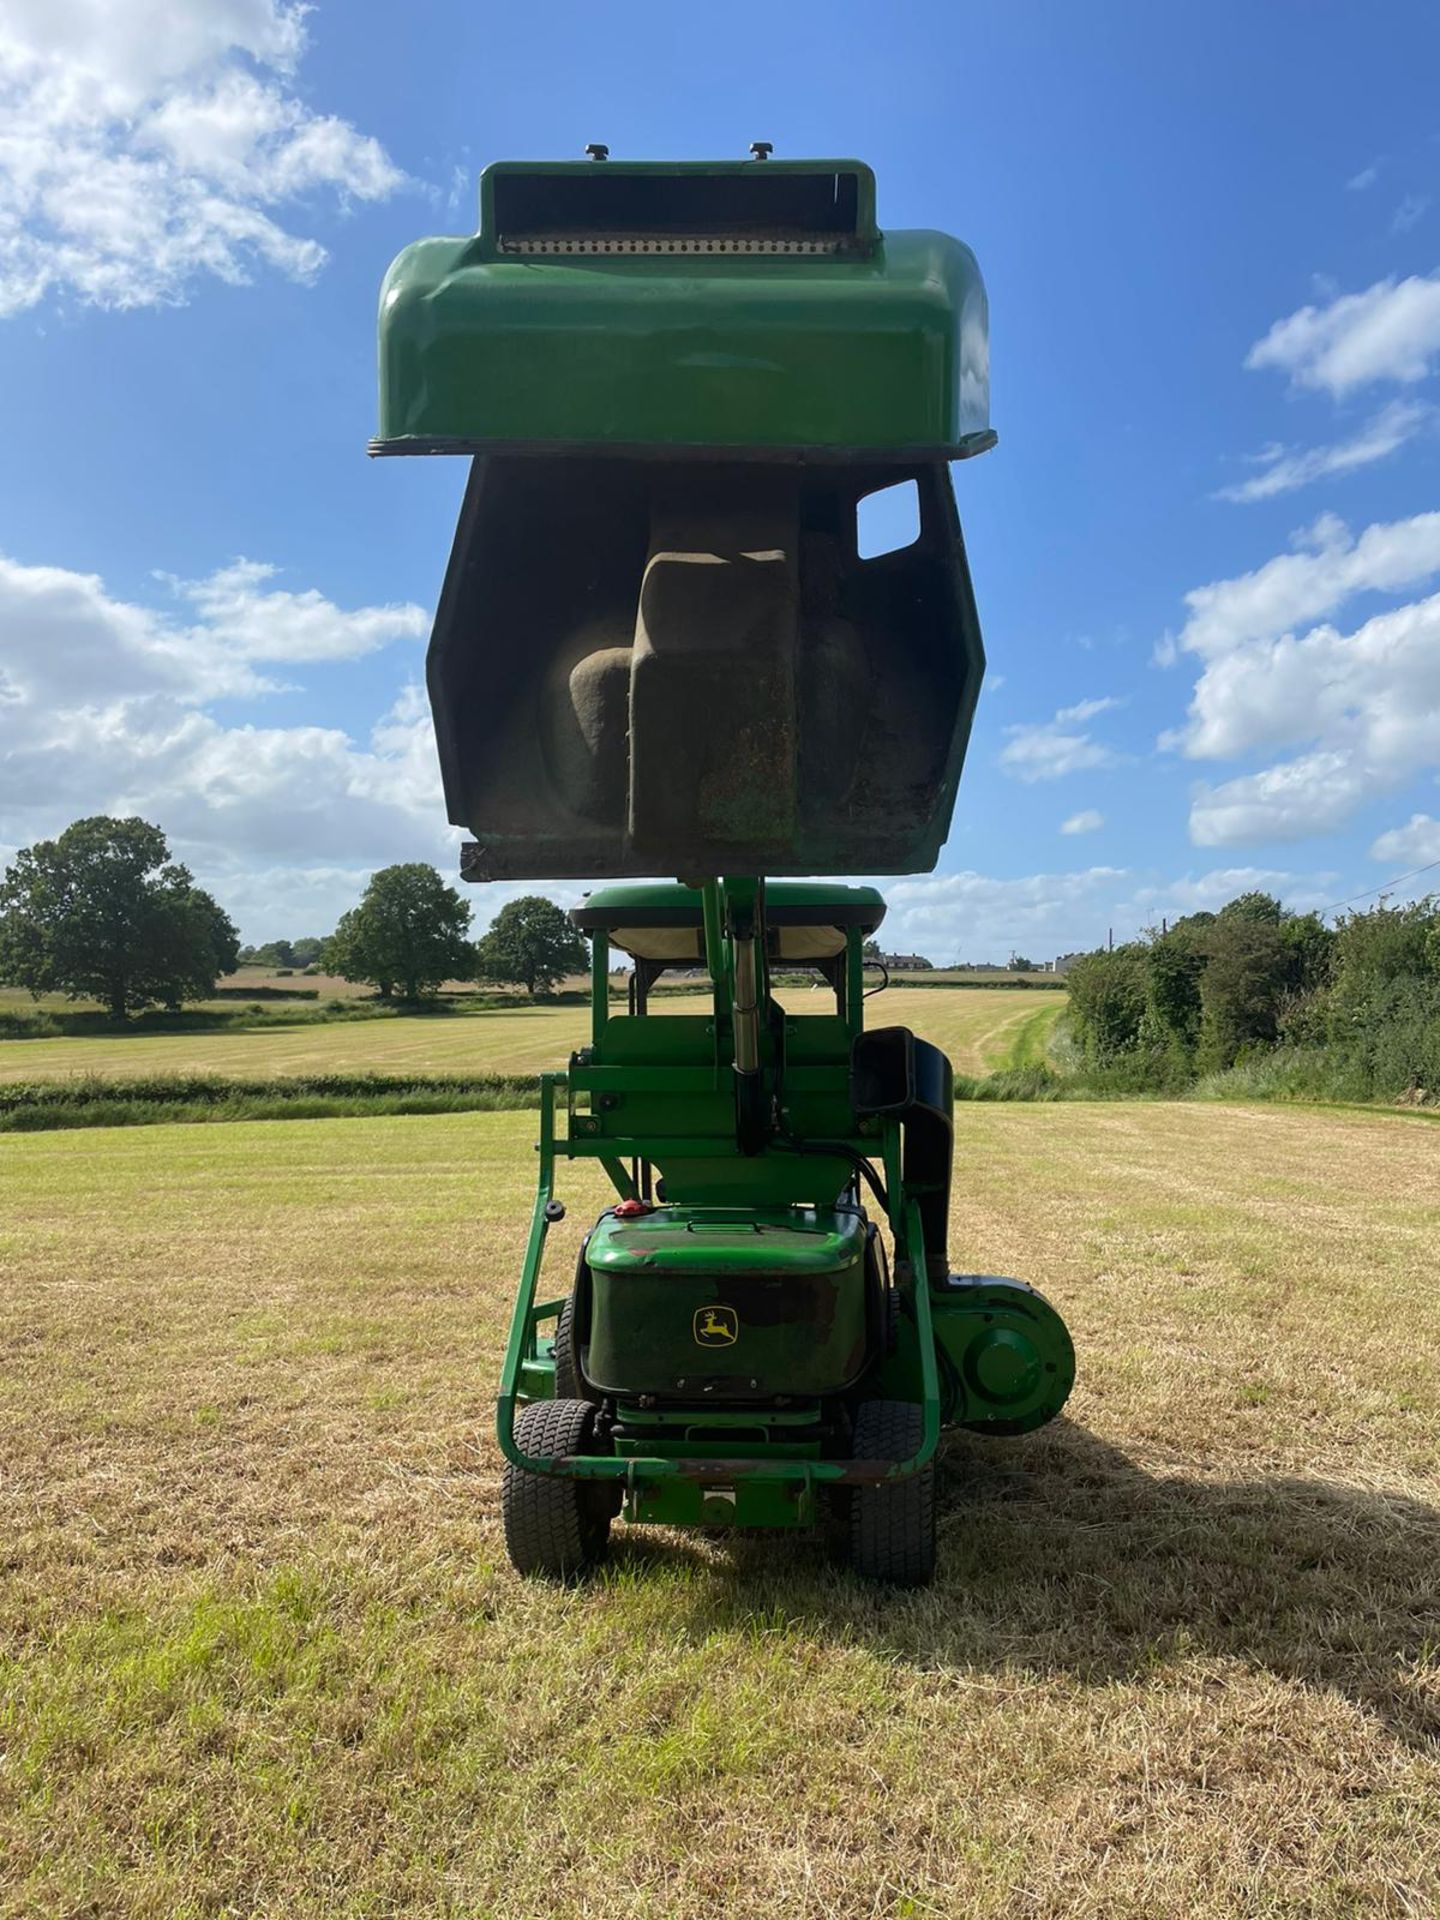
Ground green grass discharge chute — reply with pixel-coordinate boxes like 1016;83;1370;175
375;153;1074;1584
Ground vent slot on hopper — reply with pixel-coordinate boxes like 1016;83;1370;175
492;166;866;255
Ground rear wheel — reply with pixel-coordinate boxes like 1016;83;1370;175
502;1397;613;1581
847;1399;935;1588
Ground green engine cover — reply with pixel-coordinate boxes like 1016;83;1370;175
932;1276;1075;1434
583;1206;870;1402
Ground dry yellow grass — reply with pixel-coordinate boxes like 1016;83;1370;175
1;1100;1437;1916
0;984;1056;1085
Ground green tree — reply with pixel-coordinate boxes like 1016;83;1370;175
475;895;588;996
1065;945;1148;1063
1322;897;1440;1097
1195;900;1335;1073
291;936;326;968
0;816;238;1020
250;939;296;969
1142;916;1213;1060
1196;916;1291;1071
1331;897;1438;996
1008;954;1035;973
326;864;473;1001
1279;911;1335;992
1217;890;1285;926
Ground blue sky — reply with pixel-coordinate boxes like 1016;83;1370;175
2;0;1439;961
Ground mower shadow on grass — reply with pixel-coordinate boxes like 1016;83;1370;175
603;1419;1440;1754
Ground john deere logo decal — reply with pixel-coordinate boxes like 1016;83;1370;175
694;1305;738;1347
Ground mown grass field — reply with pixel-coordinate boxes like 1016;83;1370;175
0;984;1060;1085
2;1102;1437;1917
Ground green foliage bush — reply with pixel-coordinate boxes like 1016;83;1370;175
1058;891;1439;1106
1065;943;1148;1061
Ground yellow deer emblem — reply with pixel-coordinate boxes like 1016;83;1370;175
693;1305;739;1347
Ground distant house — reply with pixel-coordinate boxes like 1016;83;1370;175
879;952;933;971
1049;951;1086;976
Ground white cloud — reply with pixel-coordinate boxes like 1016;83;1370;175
1188;751;1376;847
202;862;403;945
0;550;442;920
1214;400;1430;503
1164;514;1440;846
59;691;441;867
998;696;1122;782
0;0;405;315
884;866;1128;960
1;682;449;870
444;162;470;218
165;560;429;663
0;1;308;94
1391;195;1430;237
1127;866;1335;918
1173;510;1440;662
0;551;426;710
1346;162;1381;192
1369;812;1440;866
1060;809;1104;835
1175;588;1440;765
1245;273;1440;397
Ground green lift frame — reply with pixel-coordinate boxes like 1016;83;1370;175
495;878;1073;1546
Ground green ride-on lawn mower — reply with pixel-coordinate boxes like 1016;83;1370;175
375;149;1075;1584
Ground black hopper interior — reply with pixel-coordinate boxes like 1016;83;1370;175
427;454;986;882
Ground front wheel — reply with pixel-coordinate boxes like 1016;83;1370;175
847;1399;936;1588
502;1398;612;1581
552;1292;588;1401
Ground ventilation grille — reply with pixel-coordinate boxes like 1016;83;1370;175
497;233;849;257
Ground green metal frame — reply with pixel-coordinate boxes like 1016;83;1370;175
495;1079;940;1500
494;877;942;1524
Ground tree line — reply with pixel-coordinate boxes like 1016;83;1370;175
1064;888;1440;1101
236;936;328;970
0;816;589;1019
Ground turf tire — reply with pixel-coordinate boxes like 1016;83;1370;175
552;1293;585;1401
847;1399;936;1589
503;1397;612;1581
